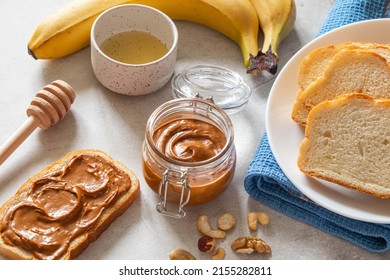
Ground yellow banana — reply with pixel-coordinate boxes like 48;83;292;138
28;0;259;69
247;0;296;75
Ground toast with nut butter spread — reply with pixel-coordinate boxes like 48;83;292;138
0;149;140;260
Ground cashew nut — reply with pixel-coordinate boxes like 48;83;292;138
247;212;269;231
169;248;196;260
197;215;226;238
211;247;226;260
217;212;236;231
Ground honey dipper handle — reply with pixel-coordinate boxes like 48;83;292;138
0;116;40;166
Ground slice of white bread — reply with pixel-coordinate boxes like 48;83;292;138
297;42;390;90
292;42;390;126
298;93;390;198
0;149;140;260
292;48;390;125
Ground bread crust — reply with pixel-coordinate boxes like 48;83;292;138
298;93;390;198
298;169;390;199
0;149;140;260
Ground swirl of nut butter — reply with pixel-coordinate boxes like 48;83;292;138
0;154;131;260
153;118;227;162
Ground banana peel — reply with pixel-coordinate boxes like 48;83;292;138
27;0;295;76
247;0;296;75
27;0;259;70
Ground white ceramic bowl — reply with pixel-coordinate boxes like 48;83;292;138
91;4;178;95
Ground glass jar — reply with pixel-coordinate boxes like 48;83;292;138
142;97;236;218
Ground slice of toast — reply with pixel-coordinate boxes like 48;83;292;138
0;149;140;260
292;49;390;125
298;93;390;198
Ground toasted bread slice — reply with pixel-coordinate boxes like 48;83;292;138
0;149;140;260
298;94;390;198
292;49;390;125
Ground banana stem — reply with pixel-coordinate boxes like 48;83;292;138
246;46;277;76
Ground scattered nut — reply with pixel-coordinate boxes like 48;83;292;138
231;237;247;250
247;212;269;231
236;248;254;254
169;248;196;260
217;212;236;231
211;247;226;260
231;236;271;254
197;215;226;238
198;236;216;252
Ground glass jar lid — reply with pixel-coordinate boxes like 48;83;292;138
171;65;251;114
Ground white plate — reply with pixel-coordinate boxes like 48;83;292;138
266;19;390;224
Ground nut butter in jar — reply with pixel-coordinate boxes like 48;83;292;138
142;98;236;218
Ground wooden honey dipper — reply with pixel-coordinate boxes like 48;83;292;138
0;80;75;165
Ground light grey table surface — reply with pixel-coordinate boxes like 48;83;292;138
0;0;389;260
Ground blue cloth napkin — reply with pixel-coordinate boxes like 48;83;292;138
317;0;387;35
244;0;390;253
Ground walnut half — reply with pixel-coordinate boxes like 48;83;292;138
231;236;272;254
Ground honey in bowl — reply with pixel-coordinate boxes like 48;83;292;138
99;31;169;64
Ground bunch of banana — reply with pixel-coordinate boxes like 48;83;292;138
247;0;296;75
27;0;295;75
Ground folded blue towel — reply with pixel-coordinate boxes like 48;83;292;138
317;0;388;36
244;0;390;253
